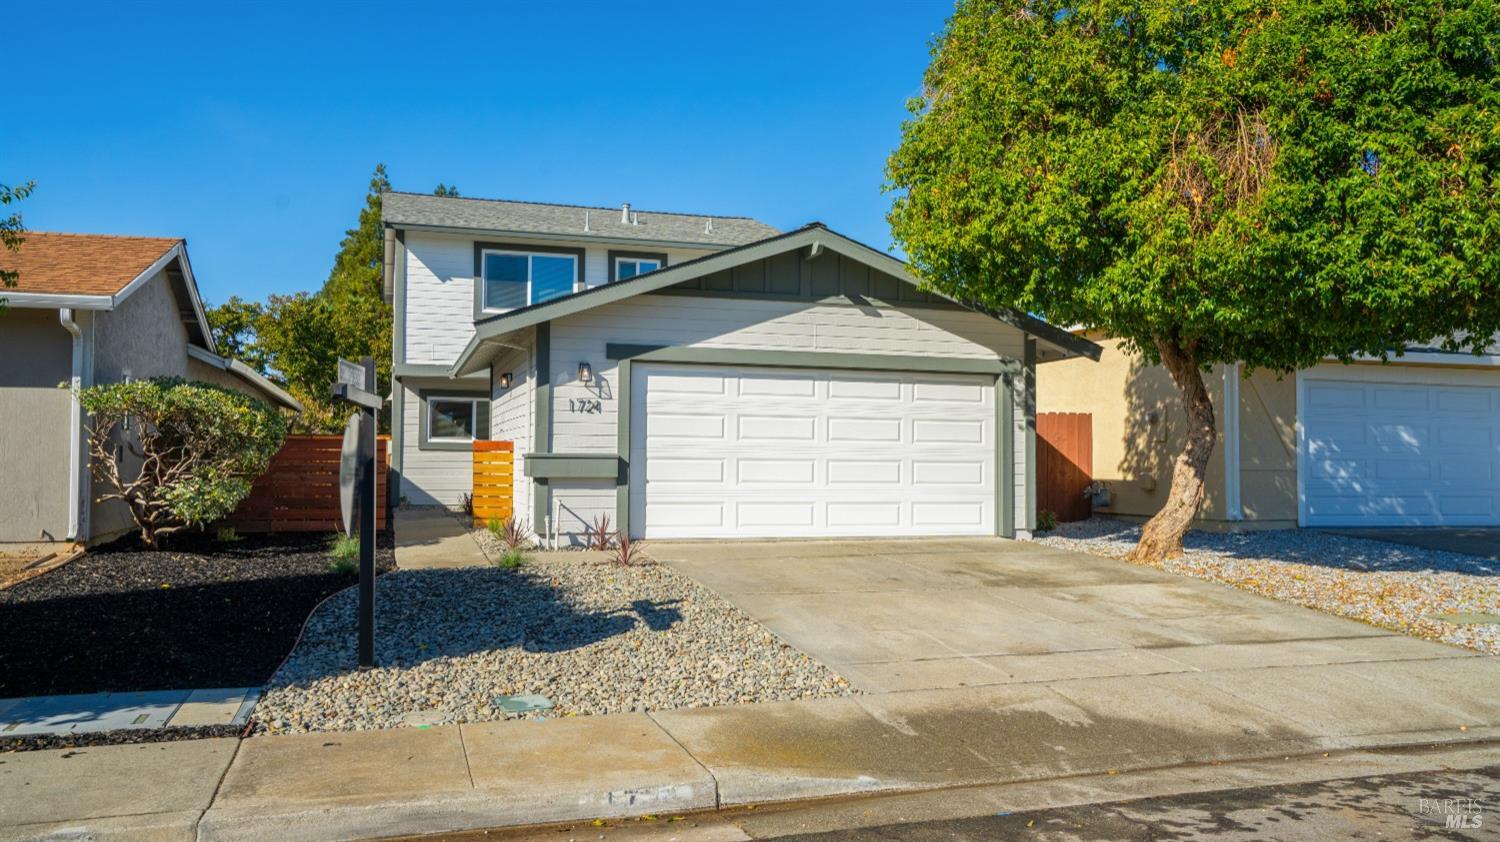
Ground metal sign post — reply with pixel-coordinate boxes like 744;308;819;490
331;356;383;669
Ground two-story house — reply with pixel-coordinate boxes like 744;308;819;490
381;192;1099;544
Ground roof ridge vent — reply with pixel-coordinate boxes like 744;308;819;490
620;202;631;224
583;210;591;232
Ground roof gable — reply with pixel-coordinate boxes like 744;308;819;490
452;224;1100;375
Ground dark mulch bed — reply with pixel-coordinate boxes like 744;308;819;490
0;531;393;697
0;724;246;753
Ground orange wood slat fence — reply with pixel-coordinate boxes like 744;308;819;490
222;435;389;532
1037;413;1093;523
472;440;515;527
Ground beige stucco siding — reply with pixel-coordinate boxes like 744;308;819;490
0;309;74;542
1238;368;1298;525
1036;334;1234;524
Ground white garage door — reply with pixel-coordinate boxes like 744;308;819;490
1301;368;1500;526
630;363;995;539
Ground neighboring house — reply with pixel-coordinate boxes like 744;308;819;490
382;192;1099;543
1038;332;1500;529
0;232;302;547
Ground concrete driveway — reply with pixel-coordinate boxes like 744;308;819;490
654;537;1481;694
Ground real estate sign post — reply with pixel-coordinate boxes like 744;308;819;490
332;356;382;668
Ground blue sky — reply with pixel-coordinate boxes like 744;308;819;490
5;1;951;305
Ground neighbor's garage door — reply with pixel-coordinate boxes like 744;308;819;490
630;363;995;538
1300;367;1500;526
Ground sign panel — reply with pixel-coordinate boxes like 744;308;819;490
337;358;366;390
339;412;363;536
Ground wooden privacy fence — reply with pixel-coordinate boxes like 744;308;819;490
1037;412;1093;523
471;440;514;527
222;435;389;532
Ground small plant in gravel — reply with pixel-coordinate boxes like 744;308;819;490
327;533;358;573
607;531;648;566
585;514;615;551
458;493;475;519
214;526;243;543
1037;510;1059;532
495;547;527;569
488;516;532;551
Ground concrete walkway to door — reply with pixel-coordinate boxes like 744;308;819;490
656;537;1483;694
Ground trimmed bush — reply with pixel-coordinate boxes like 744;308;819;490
79;377;287;547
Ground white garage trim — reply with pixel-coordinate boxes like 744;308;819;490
1298;364;1500;527
630;362;999;539
607;345;1020;539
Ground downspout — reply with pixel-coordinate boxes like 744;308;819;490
59;308;85;541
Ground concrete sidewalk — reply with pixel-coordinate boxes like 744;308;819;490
5;652;1497;841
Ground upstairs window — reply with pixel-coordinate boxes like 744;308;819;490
611;252;668;282
481;249;579;310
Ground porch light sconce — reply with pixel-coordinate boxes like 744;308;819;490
577;361;593;384
498;372;513;389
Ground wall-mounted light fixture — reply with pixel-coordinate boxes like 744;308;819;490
498;372;513;389
577;362;593;384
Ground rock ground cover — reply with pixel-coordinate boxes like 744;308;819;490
0;531;393;697
1033;517;1499;654
254;538;855;734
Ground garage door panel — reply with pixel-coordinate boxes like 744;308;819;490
651;371;727;394
634;363;994;538
1301;371;1499;527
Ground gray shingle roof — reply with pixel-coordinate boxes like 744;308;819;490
382;192;779;247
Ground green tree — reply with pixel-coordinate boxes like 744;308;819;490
887;0;1499;561
205;296;270;373
0;180;36;308
80;378;288;547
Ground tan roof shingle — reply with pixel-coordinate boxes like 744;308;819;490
0;232;181;297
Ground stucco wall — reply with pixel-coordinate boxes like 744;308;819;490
1036;333;1233;524
185;357;285;410
0;309;73;542
90;272;194;542
1238;367;1298;525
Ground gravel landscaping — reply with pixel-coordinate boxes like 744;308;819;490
1033;517;1500;654
0;531;394;697
254;540;855;735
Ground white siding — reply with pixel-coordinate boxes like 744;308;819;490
399;381;475;507
547;293;1034;538
402;232;715;366
489;337;535;527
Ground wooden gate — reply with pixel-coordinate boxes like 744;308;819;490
472;440;515;527
1037;413;1093;523
223;435;389;532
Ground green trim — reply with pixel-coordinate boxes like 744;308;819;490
606;344;1019;376
1022;338;1037;532
394;363;487;380
616;357;632;535
451;224;1102;377
473;241;587;321
998;373;1015;538
608;249;669;282
415;388;490;452
523;453;623;480
532;322;551;528
393;231;407;367
651;286;963;311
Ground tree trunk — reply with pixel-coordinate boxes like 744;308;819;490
1129;338;1217;564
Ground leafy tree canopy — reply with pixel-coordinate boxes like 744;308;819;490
0;180;36;304
887;0;1499;559
888;0;1499;371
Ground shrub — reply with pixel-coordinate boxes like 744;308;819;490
585;514;615;551
214;526;242;543
79;378;287;547
607;532;648;566
328;532;359;561
488;516;531;551
495;547;526;569
1037;510;1059;532
458;492;475;519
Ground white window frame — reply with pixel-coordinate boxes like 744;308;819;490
480;248;580;312
426;395;483;443
613;256;661;281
